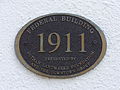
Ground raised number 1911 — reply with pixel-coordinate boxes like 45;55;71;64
38;32;86;53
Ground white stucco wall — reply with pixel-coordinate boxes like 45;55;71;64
0;0;120;90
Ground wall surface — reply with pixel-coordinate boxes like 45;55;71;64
0;0;120;90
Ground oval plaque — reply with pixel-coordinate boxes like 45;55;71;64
15;13;106;78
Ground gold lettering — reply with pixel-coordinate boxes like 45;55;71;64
65;33;72;52
38;33;45;52
61;16;66;21
48;32;60;53
79;33;86;52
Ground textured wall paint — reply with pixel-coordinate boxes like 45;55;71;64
0;0;120;90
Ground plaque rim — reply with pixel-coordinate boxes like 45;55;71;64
15;13;107;78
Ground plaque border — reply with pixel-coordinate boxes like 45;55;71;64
15;13;107;78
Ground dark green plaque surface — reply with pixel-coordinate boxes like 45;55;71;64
15;13;106;78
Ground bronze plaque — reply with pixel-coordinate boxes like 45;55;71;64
15;13;106;78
